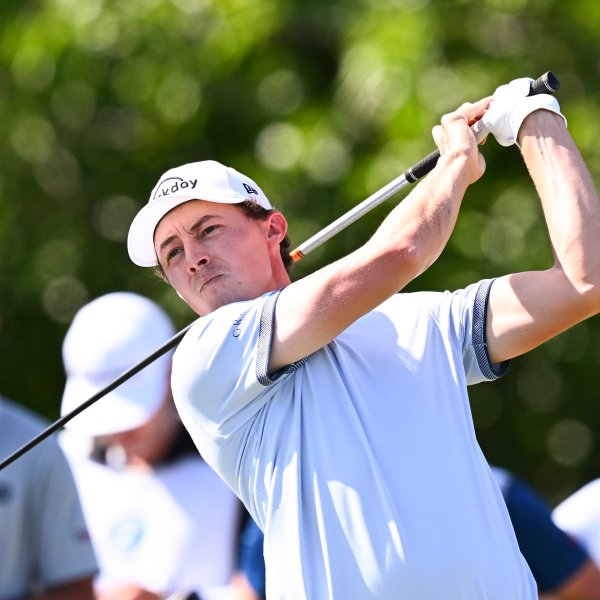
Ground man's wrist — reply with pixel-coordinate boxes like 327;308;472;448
517;109;567;146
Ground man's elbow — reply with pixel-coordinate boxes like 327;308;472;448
569;272;600;317
385;234;446;284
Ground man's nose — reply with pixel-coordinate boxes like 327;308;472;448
186;244;210;274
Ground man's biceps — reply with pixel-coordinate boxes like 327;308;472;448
485;280;531;361
273;285;316;343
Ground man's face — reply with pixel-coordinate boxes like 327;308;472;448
154;200;286;315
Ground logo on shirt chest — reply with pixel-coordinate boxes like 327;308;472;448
232;314;243;338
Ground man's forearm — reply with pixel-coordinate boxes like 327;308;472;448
368;149;473;283
520;110;600;297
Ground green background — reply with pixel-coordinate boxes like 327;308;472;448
1;0;600;505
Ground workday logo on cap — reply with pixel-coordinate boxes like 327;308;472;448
147;160;272;208
152;176;198;201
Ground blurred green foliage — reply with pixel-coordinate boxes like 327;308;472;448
1;0;600;504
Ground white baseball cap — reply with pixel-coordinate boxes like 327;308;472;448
127;160;272;267
61;292;175;437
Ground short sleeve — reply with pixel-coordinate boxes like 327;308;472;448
172;292;302;440
456;279;510;384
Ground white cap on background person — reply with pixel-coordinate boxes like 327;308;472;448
127;160;272;268
61;292;175;437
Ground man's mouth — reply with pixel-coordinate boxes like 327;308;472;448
198;272;222;293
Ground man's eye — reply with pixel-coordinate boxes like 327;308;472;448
201;225;219;237
166;247;181;262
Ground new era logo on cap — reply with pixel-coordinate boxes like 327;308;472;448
243;183;259;195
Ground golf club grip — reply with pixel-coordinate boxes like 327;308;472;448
404;71;560;183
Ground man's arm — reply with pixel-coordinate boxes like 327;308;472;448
486;109;600;363
270;98;489;371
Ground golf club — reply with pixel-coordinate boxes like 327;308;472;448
0;71;560;471
291;71;559;260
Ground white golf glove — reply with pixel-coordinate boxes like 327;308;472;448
481;77;567;147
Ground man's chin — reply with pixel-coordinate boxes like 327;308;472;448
187;284;250;315
186;293;224;317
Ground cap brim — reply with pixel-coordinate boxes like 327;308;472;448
61;367;167;437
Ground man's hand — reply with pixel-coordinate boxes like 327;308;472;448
481;77;566;146
432;97;490;185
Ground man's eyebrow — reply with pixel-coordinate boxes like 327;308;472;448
157;214;219;255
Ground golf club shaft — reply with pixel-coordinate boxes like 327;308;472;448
291;71;559;261
0;71;560;471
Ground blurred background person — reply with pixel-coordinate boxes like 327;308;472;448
492;466;600;600
0;395;97;599
553;477;600;581
59;292;243;600
230;515;266;600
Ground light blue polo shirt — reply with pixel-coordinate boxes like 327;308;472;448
172;280;537;599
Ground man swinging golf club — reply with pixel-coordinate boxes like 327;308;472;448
127;78;600;599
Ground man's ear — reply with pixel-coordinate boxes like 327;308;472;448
267;211;288;244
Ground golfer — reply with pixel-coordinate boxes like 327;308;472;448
127;79;600;598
